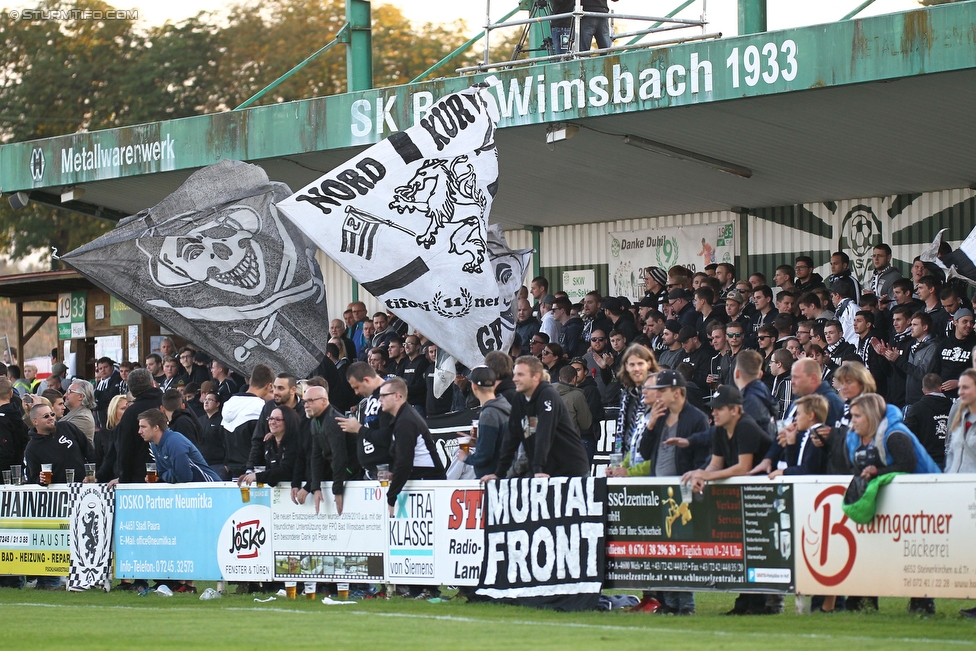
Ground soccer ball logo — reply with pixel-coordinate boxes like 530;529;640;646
610;237;621;258
839;205;882;258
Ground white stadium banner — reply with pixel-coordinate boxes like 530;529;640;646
277;81;512;369
793;476;976;599
609;223;735;300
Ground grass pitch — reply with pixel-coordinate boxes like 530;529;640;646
0;586;973;650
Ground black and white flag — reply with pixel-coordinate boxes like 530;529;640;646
920;227;976;285
477;477;607;611
277;81;511;369
60;160;330;377
68;483;114;592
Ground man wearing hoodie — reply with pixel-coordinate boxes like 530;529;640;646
114;368;163;483
733;351;778;438
221;363;275;480
554;366;592;451
459;367;511;478
161;388;201;446
570;357;604;465
554;296;586;358
793;256;825;295
485;356;590;480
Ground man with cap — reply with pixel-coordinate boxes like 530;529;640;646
538;294;562;344
682;384;772;615
932;307;975;399
678;327;714;389
657;321;685;370
668;289;697;330
643;266;669;308
829;277;859;345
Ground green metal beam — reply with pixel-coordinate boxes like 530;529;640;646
235;24;349;110
737;0;767;35
627;0;697;45
346;0;373;93
842;0;879;21
410;6;521;83
525;226;543;278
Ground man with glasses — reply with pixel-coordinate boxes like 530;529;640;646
669;289;697;330
25;402;94;485
528;332;550;360
869;243;902;301
378;377;444;515
304;384;361;515
793;256;825;294
62;380;96;445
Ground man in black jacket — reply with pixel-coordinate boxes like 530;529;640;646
305;384;362;515
25;402;94;483
221;364;274;480
904;373;952;470
161;388;201;445
93;357;123;430
400;335;429;413
336;362;394;479
378;377;445;514
113;368;163;483
486;355;589;479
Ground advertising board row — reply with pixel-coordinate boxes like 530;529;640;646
4;477;976;600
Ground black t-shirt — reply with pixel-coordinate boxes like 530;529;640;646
711;415;771;470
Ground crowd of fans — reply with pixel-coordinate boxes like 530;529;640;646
1;243;974;616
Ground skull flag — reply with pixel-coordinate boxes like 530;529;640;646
277;80;513;369
60;159;330;377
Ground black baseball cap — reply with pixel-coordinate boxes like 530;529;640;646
710;385;743;409
649;369;686;389
677;326;698;343
668;288;690;301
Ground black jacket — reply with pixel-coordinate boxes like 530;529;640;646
0;401;28;475
93;371;123;429
168;408;202;446
220;393;265;478
309;404;362;496
496;381;589;478
904;393;952;469
402;355;430;407
356;389;394;475
388;402;445;506
198;412;225;469
255;428;301;487
638;401;710;474
576;375;605;443
559;316;586;358
24;421;94;483
116;387;163;483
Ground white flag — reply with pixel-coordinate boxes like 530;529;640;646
277;81;509;368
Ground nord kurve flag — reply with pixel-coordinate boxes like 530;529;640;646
276;81;511;369
61;160;329;377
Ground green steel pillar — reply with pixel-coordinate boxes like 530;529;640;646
346;0;373;92
737;0;767;35
347;0;370;304
525;226;543;278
